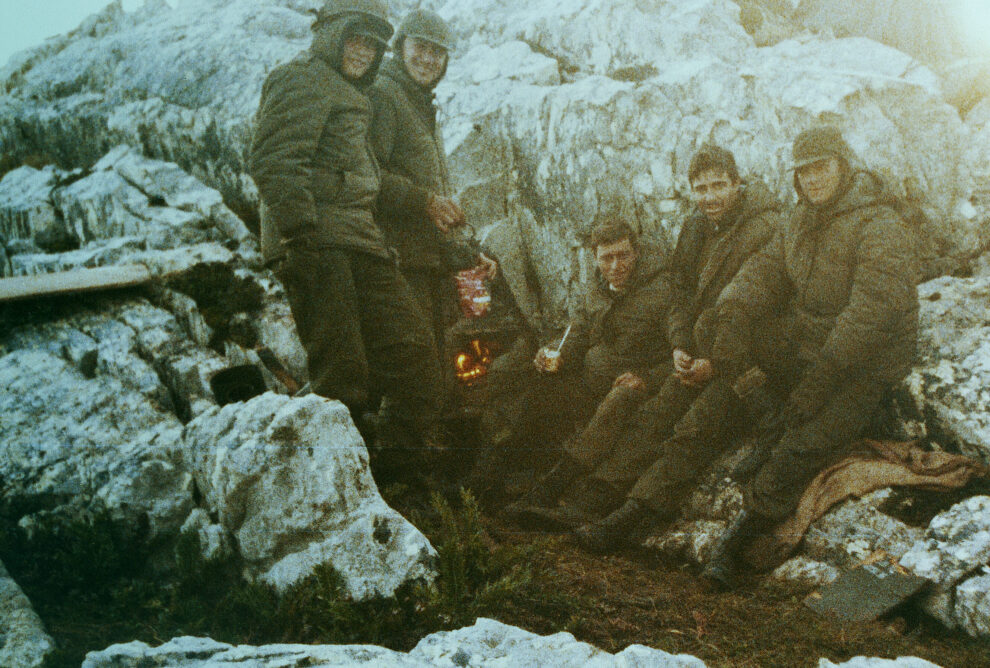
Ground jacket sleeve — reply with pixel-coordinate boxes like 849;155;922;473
711;227;791;377
368;88;432;222
814;207;919;373
666;218;702;353
249;65;326;242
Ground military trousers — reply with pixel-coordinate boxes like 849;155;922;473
273;245;442;438
624;375;744;511
563;370;743;512
744;373;885;521
403;266;460;355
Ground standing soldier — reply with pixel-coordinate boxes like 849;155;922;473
701;126;919;588
249;0;444;462
368;9;497;363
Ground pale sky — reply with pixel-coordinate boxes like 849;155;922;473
0;0;159;68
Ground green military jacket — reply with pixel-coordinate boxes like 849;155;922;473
369;57;476;271
560;242;672;391
667;181;781;358
714;171;919;387
250;16;388;264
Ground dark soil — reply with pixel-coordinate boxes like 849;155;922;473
401;497;990;668
534;542;986;666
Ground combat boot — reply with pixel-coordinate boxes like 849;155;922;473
700;510;773;591
574;499;661;554
521;455;588;507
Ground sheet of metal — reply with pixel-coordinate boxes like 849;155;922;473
805;563;929;622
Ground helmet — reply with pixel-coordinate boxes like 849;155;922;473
791;125;854;170
314;0;393;44
395;9;454;52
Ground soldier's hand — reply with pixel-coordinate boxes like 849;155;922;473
679;358;713;387
477;252;498;279
613;372;647;392
673;348;693;375
427;195;465;232
533;346;562;373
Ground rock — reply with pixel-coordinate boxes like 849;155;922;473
941;58;990;115
0;559;54;668
180;508;230;561
772;556;840;588
955;572;990;637
0;166;71;254
900;496;990;585
93;145;251;243
81;618;708;667
179;393;437;598
0;346;192;537
801;492;925;570
899;496;990;633
735;1;807;47
903;274;990;464
817;658;943;668
646;519;730;566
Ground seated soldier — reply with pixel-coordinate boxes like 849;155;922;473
468;220;672;502
509;146;782;540
695;125;919;588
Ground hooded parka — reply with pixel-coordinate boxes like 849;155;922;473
560;241;673;398
248;7;443;447
369;56;463;270
251;10;391;264
712;168;920;520
667;180;781;358
565;183;782;509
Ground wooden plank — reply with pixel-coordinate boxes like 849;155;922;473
0;264;154;303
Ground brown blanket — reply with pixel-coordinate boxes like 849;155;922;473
747;439;988;570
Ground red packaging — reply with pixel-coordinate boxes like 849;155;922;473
455;267;491;318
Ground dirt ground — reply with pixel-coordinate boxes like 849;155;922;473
465;518;990;668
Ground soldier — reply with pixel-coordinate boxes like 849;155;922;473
368;9;497;355
699;126;919;588
511;146;781;543
470;220;672;503
249;0;444;461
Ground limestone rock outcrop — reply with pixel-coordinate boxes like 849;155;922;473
903;268;990;465
0;559;54;668
1;0;985;319
180;393;437;596
81;618;707;667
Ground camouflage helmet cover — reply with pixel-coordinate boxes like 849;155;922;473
791;125;854;170
395;8;455;52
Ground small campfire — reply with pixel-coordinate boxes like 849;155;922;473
454;339;496;384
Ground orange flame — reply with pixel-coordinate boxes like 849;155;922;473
455;339;494;383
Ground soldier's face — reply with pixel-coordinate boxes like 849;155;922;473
341;34;378;80
402;37;447;86
691;169;741;223
595;238;638;291
797;157;844;205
